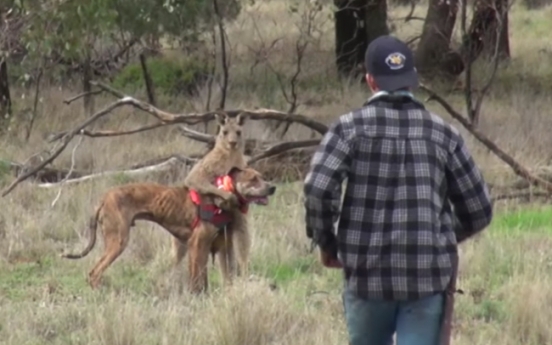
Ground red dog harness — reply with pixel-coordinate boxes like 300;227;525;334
189;175;249;230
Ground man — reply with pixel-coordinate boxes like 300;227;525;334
303;35;493;345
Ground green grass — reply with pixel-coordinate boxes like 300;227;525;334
490;205;552;234
1;205;550;302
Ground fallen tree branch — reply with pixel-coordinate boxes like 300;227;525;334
247;139;320;164
176;125;215;143
49;122;173;141
1;98;133;197
491;191;551;202
90;81;329;134
2;81;328;196
420;84;552;194
37;155;197;188
63;89;104;105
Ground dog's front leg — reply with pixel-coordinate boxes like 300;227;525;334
187;224;214;294
229;211;250;278
217;227;235;287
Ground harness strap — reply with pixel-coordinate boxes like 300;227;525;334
189;189;244;230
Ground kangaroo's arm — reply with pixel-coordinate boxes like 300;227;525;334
184;162;232;200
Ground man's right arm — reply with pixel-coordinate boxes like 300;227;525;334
446;135;493;243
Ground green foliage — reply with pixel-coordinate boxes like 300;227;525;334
112;56;210;95
11;0;242;64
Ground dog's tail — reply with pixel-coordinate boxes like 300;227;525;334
61;202;103;259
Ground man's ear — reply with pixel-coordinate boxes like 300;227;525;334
366;73;379;92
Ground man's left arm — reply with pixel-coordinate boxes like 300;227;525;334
303;122;352;255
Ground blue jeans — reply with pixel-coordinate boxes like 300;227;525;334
342;288;444;345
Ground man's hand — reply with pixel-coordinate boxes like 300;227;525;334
320;249;342;269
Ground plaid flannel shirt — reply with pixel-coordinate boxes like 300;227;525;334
303;92;493;301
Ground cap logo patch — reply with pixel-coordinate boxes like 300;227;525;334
385;52;406;70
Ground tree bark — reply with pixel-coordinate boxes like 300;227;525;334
82;55;94;117
334;0;389;78
0;58;12;122
364;0;390;47
414;0;460;76
461;0;510;62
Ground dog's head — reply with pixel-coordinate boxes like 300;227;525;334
223;166;276;206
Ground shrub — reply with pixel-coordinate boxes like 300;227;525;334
112;56;210;96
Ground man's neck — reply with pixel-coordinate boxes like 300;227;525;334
367;90;414;103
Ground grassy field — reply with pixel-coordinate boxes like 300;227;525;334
1;1;552;344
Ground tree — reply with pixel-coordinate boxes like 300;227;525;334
459;0;510;65
334;0;389;78
414;0;461;77
415;0;510;78
9;0;241;82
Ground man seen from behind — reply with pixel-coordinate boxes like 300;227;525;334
303;35;493;345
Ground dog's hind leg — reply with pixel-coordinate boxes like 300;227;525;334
171;236;188;268
87;217;131;289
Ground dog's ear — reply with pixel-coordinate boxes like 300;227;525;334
236;112;247;126
226;166;243;178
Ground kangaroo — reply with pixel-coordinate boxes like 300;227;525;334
175;112;252;277
184;112;248;207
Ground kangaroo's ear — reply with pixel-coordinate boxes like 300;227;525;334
235;112;247;126
214;112;227;126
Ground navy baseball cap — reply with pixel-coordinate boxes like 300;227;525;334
364;35;419;91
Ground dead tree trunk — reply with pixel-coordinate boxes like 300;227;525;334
334;0;389;78
82;55;94;117
139;53;156;106
334;0;367;77
0;58;12;121
364;0;390;48
460;0;510;63
414;0;462;77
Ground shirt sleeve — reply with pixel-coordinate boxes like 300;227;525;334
446;135;493;242
303;121;352;250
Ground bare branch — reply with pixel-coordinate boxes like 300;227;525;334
404;0;423;22
176;125;215;143
491;191;551;202
248;139;320;164
213;0;229;109
37;156;196;188
49;122;173;141
50;136;84;207
63;89;103;105
1;98;131;197
420;84;552;194
205;27;217;112
25;67;43;142
139;53;156;106
89;81;329;134
2;80;329;196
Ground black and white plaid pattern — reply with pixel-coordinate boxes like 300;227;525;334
303;94;493;301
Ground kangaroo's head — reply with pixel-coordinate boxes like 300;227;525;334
214;112;246;151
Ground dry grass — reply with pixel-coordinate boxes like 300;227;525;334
1;1;552;344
